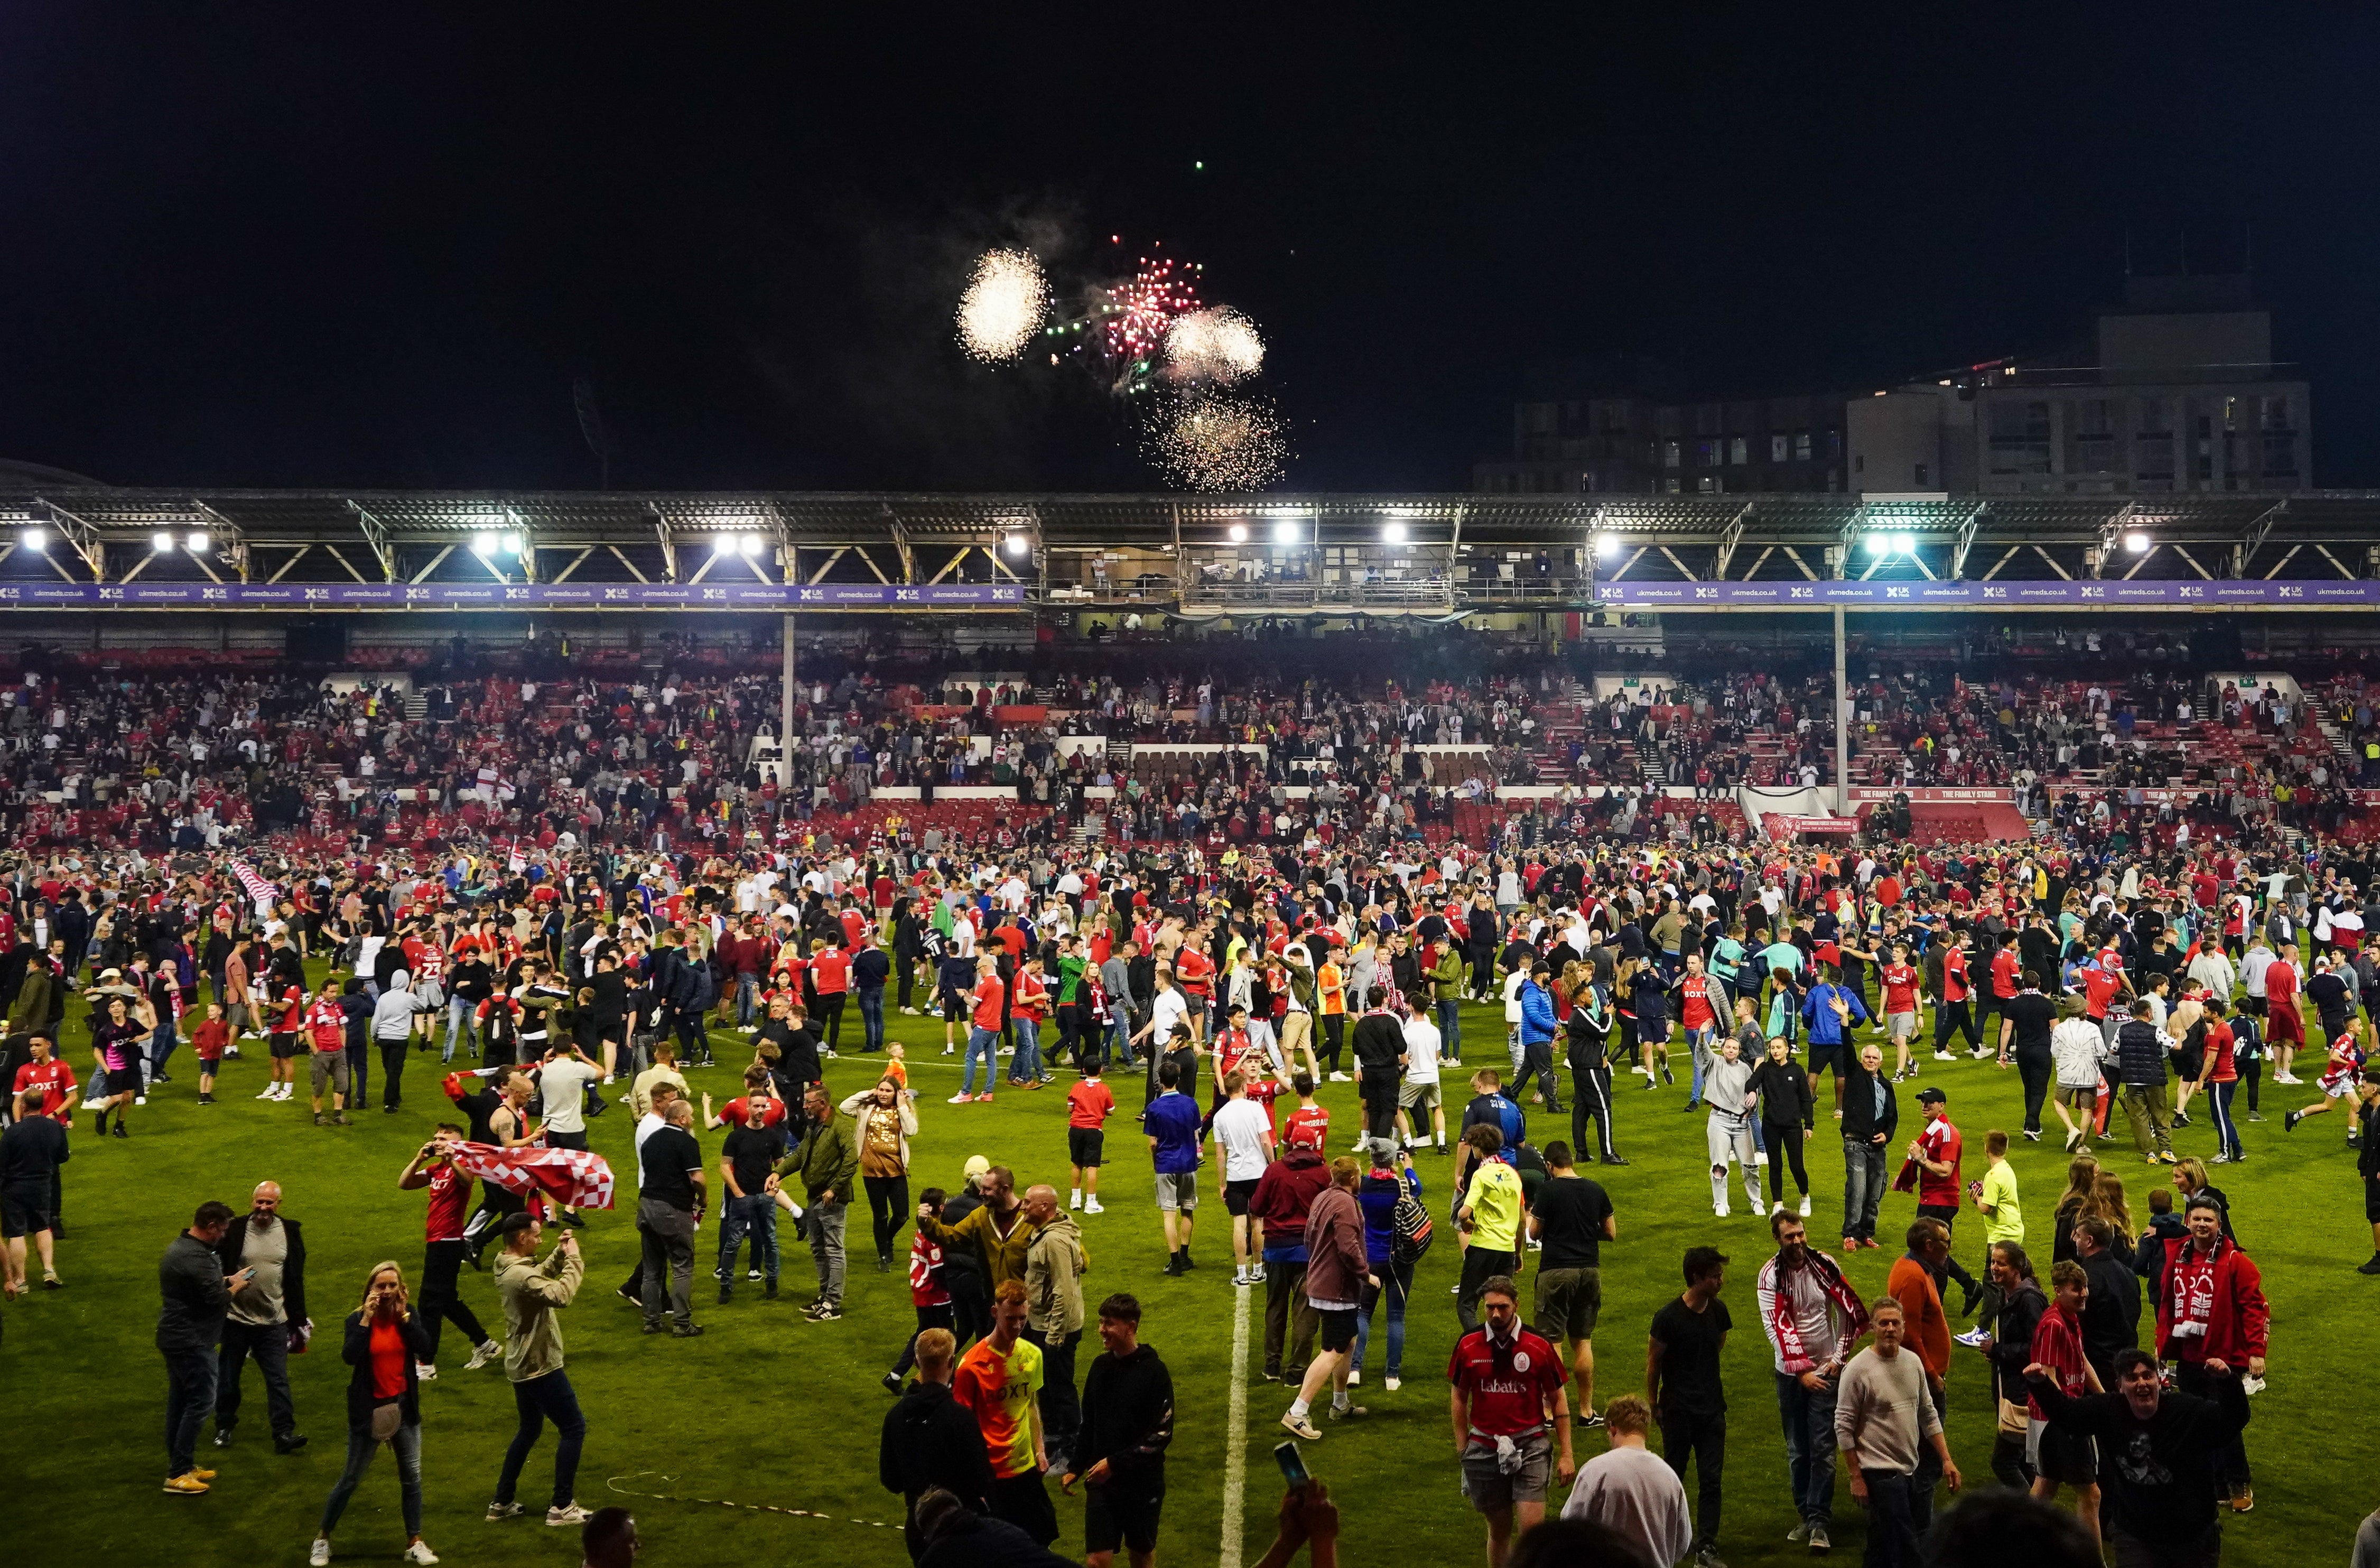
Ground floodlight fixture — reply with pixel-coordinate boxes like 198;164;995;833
1382;521;1407;545
1273;519;1300;545
186;532;210;554
2123;530;2151;554
472;532;499;557
20;527;45;553
1228;522;1249;544
152;531;174;553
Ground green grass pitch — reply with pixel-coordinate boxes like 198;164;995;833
8;979;2361;1566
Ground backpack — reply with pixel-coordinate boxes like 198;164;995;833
1390;1185;1435;1267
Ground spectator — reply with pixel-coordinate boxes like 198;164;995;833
1061;1294;1175;1568
160;1199;250;1496
2024;1348;2248;1568
1835;1296;1961;1568
1449;1273;1577;1568
1559;1393;1691;1568
1647;1246;1731;1568
880;1326;998;1562
1756;1210;1866;1554
213;1180;310;1456
487;1212;590;1528
2148;1194;2268;1514
953;1279;1058;1547
309;1261;439;1567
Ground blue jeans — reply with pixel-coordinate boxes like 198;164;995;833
1009;1018;1043;1082
735;973;760;1029
1842;1136;1886;1242
146;1020;179;1083
1111;1014;1138;1066
320;1421;423;1538
963;1027;1000;1094
1437;998;1463;1061
718;1193;779;1290
443;998;476;1062
163;1344;220;1478
1351;1260;1411;1379
859;987;886;1051
1777;1371;1837;1526
1858;1468;1923;1567
495;1369;585;1511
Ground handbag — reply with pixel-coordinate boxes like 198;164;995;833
369;1399;403;1443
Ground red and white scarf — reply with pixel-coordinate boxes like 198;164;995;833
1769;1248;1868;1373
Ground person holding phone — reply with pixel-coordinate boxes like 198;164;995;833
213;1179;310;1456
310;1261;440;1567
487;1212;591;1528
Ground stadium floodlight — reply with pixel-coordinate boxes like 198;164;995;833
502;532;524;555
1382;521;1407;545
736;533;762;559
2123;530;2151;554
152;531;174;553
472;532;499;556
185;531;210;554
1892;532;1917;556
20;527;45;553
1864;534;1890;558
1272;518;1300;546
1004;533;1029;557
1594;534;1620;560
1227;522;1249;544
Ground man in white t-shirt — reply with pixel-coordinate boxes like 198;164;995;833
1400;1007;1447;1152
1212;1071;1276;1287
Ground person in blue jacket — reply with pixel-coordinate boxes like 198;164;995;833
1516;961;1563;1114
1801;964;1872;1097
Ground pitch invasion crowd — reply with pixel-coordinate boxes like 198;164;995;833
11;805;2378;1568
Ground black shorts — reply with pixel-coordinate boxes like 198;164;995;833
1082;1475;1165;1555
1068;1128;1105;1169
1317;1306;1359;1353
106;1065;144;1096
268;1031;302;1060
940;990;966;1024
1224;1178;1260;1217
0;1186;51;1238
2365;1174;2380;1226
2034;1423;2098;1486
545;1129;589;1153
1807;1044;1845;1079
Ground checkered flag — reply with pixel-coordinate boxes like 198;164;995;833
448;1142;616;1212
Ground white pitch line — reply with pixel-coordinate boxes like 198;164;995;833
1221;1279;1252;1568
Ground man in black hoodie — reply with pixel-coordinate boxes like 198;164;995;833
1062;1293;1175;1568
881;1327;998;1563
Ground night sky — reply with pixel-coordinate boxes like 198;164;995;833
3;9;2375;494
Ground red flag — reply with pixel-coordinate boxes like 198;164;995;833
447;1142;616;1212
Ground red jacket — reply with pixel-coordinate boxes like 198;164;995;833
2152;1236;2269;1364
1248;1147;1330;1240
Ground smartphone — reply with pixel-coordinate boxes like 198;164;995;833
1273;1440;1311;1491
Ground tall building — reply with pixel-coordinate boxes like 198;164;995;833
1474;394;1848;496
1480;273;2310;499
1851;273;2309;496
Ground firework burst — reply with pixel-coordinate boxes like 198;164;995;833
955;248;1047;361
1163;307;1265;385
1098;256;1200;389
1147;390;1289;491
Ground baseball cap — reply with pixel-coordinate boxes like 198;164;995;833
1916;1087;1947;1106
961;1155;991;1181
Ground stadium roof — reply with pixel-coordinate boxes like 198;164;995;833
0;487;2372;610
